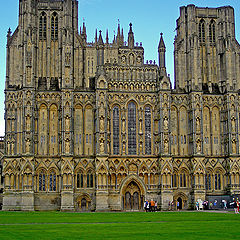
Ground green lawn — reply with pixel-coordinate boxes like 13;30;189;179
0;211;239;239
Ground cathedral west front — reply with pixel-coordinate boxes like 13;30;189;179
2;0;240;211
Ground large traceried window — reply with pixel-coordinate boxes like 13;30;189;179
87;172;94;188
113;106;120;155
77;171;84;188
39;171;46;191
128;102;137;155
205;172;212;190
49;171;56;191
209;20;216;44
145;106;151;155
39;12;47;40
215;172;221;190
199;19;205;43
51;12;58;41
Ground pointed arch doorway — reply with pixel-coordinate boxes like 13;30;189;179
122;180;144;211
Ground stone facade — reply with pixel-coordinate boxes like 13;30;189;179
3;0;240;211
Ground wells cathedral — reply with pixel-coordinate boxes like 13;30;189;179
2;0;240;211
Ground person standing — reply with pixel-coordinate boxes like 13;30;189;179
155;201;158;212
196;201;199;211
177;201;180;211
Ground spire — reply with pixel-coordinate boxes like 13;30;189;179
158;32;166;50
7;28;12;43
106;29;109;44
128;23;134;48
81;21;87;42
121;28;124;44
116;20;122;46
95;29;98;44
98;30;104;45
158;33;166;75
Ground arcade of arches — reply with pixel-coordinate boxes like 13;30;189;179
3;1;240;211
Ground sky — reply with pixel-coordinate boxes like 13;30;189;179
0;0;240;136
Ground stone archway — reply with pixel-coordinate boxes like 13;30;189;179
76;194;91;212
121;178;145;211
173;192;188;210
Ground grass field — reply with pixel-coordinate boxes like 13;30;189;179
0;211;239;239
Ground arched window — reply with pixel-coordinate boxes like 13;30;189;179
77;171;84;188
180;173;186;187
87;172;94;188
145;106;151;155
39;12;47;40
39;171;46;191
51;12;58;41
215;172;221;190
172;173;177;187
199;19;205;43
128;102;137;155
113;106;120;155
209;20;216;43
205;172;212;190
49;171;56;191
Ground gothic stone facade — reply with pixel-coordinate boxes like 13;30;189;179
3;0;240;211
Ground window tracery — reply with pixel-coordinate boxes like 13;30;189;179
51;12;58;41
145;106;151;155
39;12;47;40
113;106;120;155
128;102;137;155
199;19;205;43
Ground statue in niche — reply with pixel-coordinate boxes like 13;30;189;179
139;119;143;134
7;141;10;155
231;117;236;132
65;116;70;131
26;116;31;131
139;141;143;154
232;139;237;154
164;140;169;154
163;117;168;130
65;46;71;66
122;141;126;154
155;143;159;155
26;139;30;153
100;116;105;132
121;56;126;64
196;117;201;132
107;138;110;154
129;54;134;65
99;138;104;154
65;139;70;153
122;118;126;133
196;140;201;153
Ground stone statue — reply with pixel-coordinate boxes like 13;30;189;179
100;138;104;154
164;117;168;130
100;116;104;132
196;140;201;153
231;117;236;132
164;140;168;154
196;117;200;132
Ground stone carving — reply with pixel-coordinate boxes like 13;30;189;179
163;117;168;130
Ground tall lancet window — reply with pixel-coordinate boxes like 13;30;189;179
199;19;205;43
145;106;151;155
39;12;47;40
209;20;216;44
128;102;137;155
51;12;58;41
113;106;120;155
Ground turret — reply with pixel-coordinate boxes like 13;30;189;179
97;30;104;66
128;23;134;48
